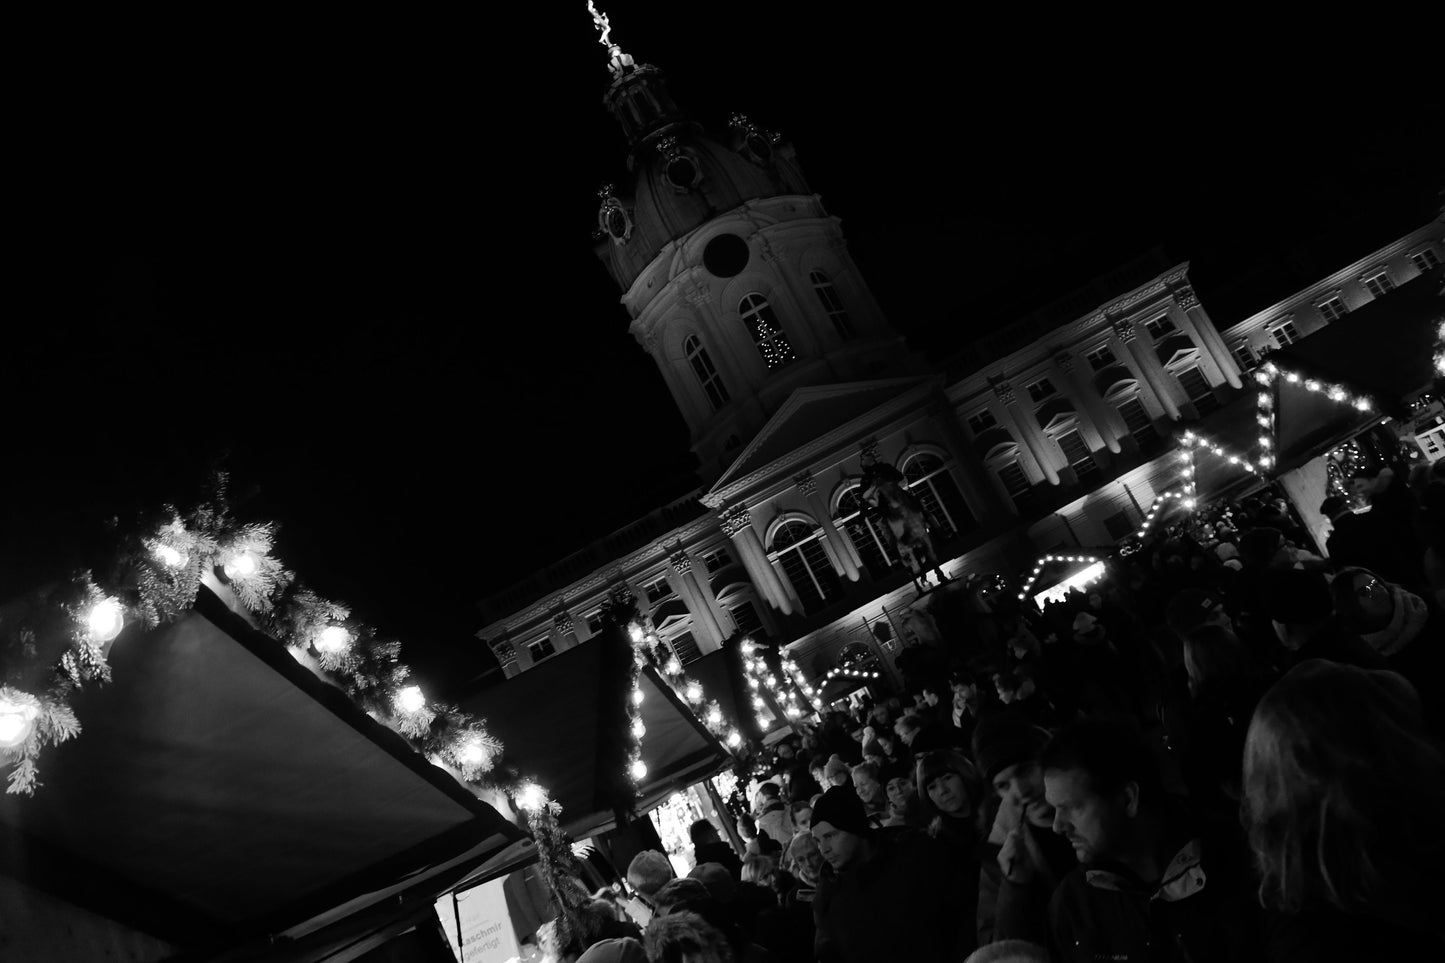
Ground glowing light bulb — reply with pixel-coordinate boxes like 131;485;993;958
686;683;703;703
154;544;186;568
459;739;491;767
632;688;645;706
224;552;258;579
631;759;648;780
665;658;682;675
786;706;800;718
726;731;742;747
515;782;547;814
765;676;777;687
87;598;124;642
707;707;723;726
0;697;36;749
628;624;644;643
316;625;351;654
396;686;425;713
748;677;759;688
632;717;646;738
752;696;765;708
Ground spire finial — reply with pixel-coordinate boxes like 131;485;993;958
587;2;635;78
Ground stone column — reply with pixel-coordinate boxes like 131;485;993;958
932;401;1007;517
1052;350;1120;454
667;548;727;651
1114;319;1181;420
720;504;793;615
1175;283;1241;389
796;470;861;581
1165;302;1228;392
993;379;1060;485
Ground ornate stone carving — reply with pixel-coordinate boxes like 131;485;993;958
990;379;1016;405
669;550;692;575
1112;320;1137;344
682;277;711;307
553;612;575;635
719;504;753;537
494;639;517;663
793;470;818;497
1174;284;1199;310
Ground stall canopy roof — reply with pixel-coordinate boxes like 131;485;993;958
0;586;529;960
457;640;730;840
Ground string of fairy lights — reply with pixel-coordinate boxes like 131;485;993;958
739;637;818;730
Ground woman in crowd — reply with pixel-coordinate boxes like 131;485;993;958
916;748;986;857
1242;659;1445;959
848;760;886;818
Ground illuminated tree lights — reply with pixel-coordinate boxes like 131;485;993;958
739;637;818;729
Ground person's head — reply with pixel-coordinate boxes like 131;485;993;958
687;862;738;905
1039;716;1164;865
688;819;720;849
961;940;1051;963
972;710;1053;829
1181;623;1258;695
850;760;883;804
809;786;872;871
577;937;648;963
1264;570;1334;649
650;878;715;919
643;910;735;963
790;799;812;831
735;814;757;842
879;759;915;808
626;850;675;901
921;683;943;707
893;712;925;746
753;781;781;809
808;754;830;788
916;749;985;825
1330;568;1397;634
739;853;778;888
1243;660;1445;914
823;754;851;787
784;830;823;887
1164;587;1234;639
1319;495;1353;524
874;728;899;755
775;740;795;760
1239;527;1289;570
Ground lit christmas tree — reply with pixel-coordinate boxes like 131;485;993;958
755;319;795;370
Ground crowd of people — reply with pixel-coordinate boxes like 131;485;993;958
550;452;1445;962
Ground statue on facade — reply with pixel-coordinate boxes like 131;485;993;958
858;452;949;593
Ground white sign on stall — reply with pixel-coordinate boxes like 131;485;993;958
435;876;522;963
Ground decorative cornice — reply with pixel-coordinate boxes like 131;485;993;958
793;470;818;496
669;550;692;574
1173;283;1199;310
553;612;574;635
1112;319;1137;344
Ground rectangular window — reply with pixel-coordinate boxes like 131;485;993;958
731;600;764;636
967;409;997;434
703;548;733;573
670;631;702;665
1412;249;1441;273
1027;378;1057;403
1316;296;1347;322
1145;316;1177;340
1104;511;1135;541
1118;396;1160;448
1269;320;1299;347
586;611;605;635
1364;271;1395;298
1056;429;1101;485
997;461;1032;510
1177;366;1220;415
646;577;672;604
1231;342;1257;372
528;637;556;662
1085;346;1117;371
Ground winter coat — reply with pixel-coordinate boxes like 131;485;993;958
755;800;795;848
813;827;977;963
976;819;1077;947
1047;820;1266;963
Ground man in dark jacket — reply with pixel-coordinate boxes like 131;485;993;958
689;819;742;880
1040;716;1266;963
810;786;975;962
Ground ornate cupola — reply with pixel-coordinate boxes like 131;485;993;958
586;5;921;482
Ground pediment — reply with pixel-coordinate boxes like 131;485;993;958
706;376;934;503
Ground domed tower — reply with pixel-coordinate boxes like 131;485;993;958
588;6;919;482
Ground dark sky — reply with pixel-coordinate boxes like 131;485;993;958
5;5;1441;684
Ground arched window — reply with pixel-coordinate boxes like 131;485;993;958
835;485;894;579
809;271;854;338
769;518;839;611
902;452;975;538
739;293;796;370
684;335;729;411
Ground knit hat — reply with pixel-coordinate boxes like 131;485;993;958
1214;542;1240;562
809;786;871;836
577;938;648;963
1264;569;1333;625
651;878;713;916
823;754;851;785
971;710;1051;783
687;862;738;904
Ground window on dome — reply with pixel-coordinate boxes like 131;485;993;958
809;271;855;338
769;519;839;612
740;294;796;370
685;335;730;412
902;452;975;538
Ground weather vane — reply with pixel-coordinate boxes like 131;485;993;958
587;2;634;78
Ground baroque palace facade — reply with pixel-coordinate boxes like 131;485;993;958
476;31;1445;686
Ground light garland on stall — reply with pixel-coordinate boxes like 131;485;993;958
1251;362;1378;472
779;652;823;715
624;623;649;785
1016;553;1103;602
631;622;747;754
739;637;816;728
823;666;881;682
1134;490;1184;540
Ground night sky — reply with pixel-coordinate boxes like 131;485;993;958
6;5;1440;685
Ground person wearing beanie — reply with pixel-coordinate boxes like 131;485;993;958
576;936;647;963
822;753;851;788
1264;568;1386;672
626;849;675;906
809;786;978;962
970;711;1077;947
